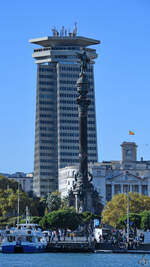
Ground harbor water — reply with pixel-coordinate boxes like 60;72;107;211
0;253;150;267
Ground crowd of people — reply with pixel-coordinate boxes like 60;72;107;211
97;229;145;249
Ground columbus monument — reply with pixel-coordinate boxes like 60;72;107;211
72;52;101;214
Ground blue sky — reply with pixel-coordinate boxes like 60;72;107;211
0;0;150;173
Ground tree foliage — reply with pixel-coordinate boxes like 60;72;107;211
117;213;141;231
140;211;150;231
0;176;44;221
40;208;81;231
92;189;104;215
102;193;150;228
46;190;61;212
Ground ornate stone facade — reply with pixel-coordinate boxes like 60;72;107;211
59;142;150;206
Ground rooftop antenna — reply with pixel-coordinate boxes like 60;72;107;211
73;22;77;36
60;26;65;37
68;28;72;37
52;26;56;36
52;26;59;37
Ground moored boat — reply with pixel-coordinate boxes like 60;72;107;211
2;223;47;253
2;207;47;253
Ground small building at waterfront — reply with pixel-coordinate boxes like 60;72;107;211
59;142;150;206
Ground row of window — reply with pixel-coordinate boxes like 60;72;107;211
59;93;94;100
40;172;55;176
60;133;79;137
40;159;56;163
61;126;96;131
40;146;54;150
59;87;94;92
39;138;96;144
40;133;54;138
61;159;94;164
40;114;52;118
40;166;54;170
59;80;76;85
41;140;54;144
59;139;79;144
54;46;80;51
59;100;94;105
60;106;77;111
39;101;54;105
60;113;78;118
59;73;93;79
35;47;50;53
39;67;54;72
59;73;79;79
39;89;94;98
59;93;78;98
60;145;79;149
39;81;55;86
39;94;52;99
59;132;96;138
39;75;54;79
40;127;54;132
55;55;68;59
40;107;54;112
60;86;76;91
60;152;97;157
61;159;79;163
40;120;54;125
60;152;78;156
40;153;55;157
60;80;93;86
39;88;54;93
59;66;92;72
60;119;95;124
59;106;95;112
60;145;96;150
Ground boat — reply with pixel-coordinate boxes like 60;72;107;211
2;207;47;253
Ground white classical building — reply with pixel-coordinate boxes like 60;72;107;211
58;142;150;206
0;172;33;194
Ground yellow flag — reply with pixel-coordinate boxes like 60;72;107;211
129;131;135;135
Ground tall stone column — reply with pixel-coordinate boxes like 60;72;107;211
72;52;93;213
71;52;102;214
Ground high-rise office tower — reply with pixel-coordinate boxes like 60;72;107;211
30;26;100;197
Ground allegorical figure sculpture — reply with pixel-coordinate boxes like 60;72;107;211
77;51;90;75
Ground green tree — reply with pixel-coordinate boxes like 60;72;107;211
46;190;61;212
92;189;104;215
40;208;81;231
102;193;150;228
117;213;141;233
140;211;150;231
0;176;18;192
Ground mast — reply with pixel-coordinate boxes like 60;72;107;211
127;186;130;243
17;182;20;224
26;206;30;224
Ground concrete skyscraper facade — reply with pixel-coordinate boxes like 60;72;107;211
30;27;100;197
